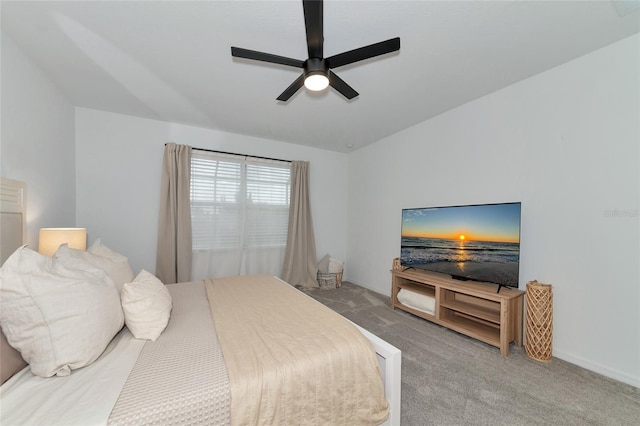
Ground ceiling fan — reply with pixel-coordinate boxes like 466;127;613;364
231;0;400;102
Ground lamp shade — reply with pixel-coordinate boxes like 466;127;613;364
38;228;87;256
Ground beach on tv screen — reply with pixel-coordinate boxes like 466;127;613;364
400;203;522;288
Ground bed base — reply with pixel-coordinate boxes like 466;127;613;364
354;324;401;426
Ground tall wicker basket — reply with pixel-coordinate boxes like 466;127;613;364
525;280;553;362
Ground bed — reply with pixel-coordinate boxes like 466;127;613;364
0;178;401;425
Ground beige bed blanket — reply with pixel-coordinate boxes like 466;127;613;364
205;275;389;426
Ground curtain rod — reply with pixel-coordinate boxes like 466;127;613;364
192;146;291;164
165;143;292;163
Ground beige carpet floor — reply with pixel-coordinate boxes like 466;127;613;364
302;281;640;425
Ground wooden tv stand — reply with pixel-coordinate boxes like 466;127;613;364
391;268;524;356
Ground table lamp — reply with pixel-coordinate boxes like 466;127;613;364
38;228;87;256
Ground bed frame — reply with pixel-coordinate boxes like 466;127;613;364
0;177;26;264
0;177;402;424
1;178;29;384
356;323;402;425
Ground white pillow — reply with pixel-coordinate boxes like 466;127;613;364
328;257;343;273
54;244;121;297
87;239;135;290
0;246;124;378
55;239;134;293
121;270;172;341
318;254;330;274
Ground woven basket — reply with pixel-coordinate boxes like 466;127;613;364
317;271;343;289
392;257;402;271
525;280;553;362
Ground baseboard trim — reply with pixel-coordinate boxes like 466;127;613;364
553;349;639;389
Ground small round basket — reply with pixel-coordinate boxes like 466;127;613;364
317;271;343;289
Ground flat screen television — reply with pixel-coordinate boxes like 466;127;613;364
400;202;521;292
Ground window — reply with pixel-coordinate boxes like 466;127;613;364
190;150;291;279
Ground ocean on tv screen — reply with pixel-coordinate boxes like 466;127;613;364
400;202;522;288
400;237;520;287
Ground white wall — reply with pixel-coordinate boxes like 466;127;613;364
0;34;76;248
4;26;638;389
75;108;348;276
346;35;640;387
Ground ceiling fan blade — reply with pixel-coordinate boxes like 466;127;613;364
303;0;323;58
326;37;400;69
328;71;358;100
231;47;304;68
277;74;305;101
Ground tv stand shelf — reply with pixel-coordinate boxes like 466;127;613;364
391;268;524;356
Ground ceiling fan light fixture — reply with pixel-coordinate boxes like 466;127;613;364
304;72;329;91
231;0;400;101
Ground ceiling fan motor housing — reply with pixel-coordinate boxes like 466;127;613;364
230;0;399;101
304;57;328;78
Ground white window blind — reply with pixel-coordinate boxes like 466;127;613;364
190;150;291;278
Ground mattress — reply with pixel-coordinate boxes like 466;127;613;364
1;278;389;425
0;328;145;425
0;281;229;426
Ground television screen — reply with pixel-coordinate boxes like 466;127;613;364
400;202;521;289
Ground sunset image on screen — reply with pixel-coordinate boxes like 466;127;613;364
401;203;520;243
400;203;521;288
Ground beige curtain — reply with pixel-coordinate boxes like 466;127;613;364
156;143;192;284
281;161;318;287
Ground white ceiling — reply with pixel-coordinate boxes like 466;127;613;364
2;1;639;152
